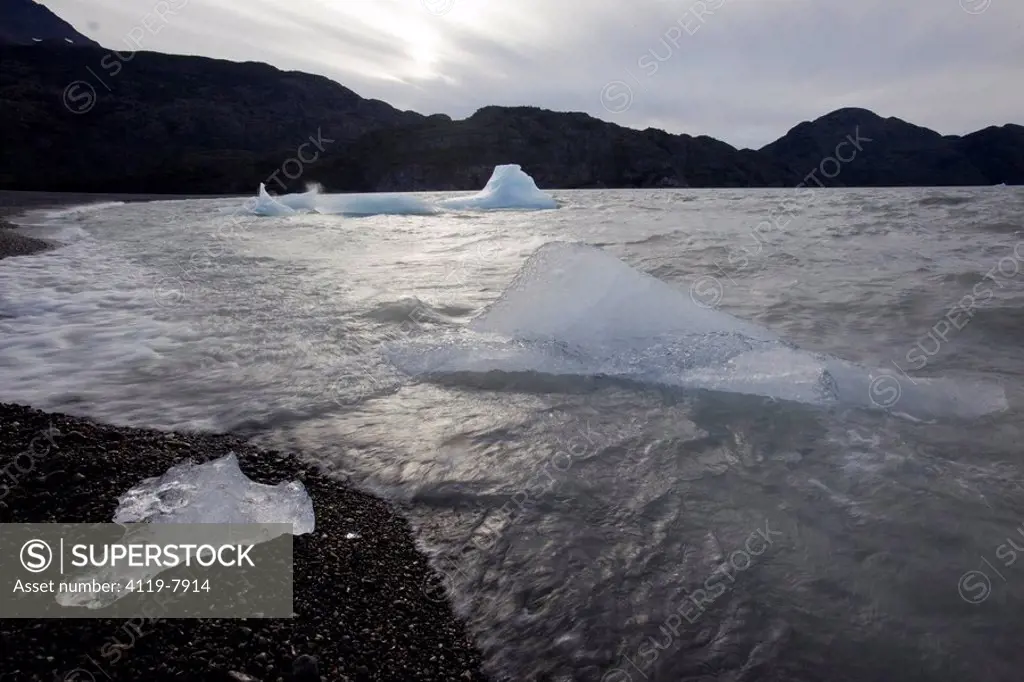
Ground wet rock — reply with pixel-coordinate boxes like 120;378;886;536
291;654;319;682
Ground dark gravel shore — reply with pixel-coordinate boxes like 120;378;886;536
0;217;52;261
0;191;132;261
0;403;488;682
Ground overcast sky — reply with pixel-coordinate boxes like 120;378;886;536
44;0;1024;149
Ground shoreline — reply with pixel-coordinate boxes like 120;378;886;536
0;190;245;262
0;402;488;681
0;216;54;261
0;190;243;217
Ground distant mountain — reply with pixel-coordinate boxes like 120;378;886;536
0;46;424;192
0;0;100;47
955;124;1024;186
324;106;794;191
0;43;1021;192
759;107;993;187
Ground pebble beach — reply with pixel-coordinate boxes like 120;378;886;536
0;402;488;681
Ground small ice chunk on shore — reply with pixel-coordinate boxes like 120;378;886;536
58;454;313;610
439;164;557;210
114;453;315;534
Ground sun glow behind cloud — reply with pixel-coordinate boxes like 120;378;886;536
268;0;446;80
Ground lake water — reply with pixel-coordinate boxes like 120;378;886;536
2;186;1024;681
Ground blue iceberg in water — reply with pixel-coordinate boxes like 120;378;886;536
316;193;439;216
246;165;555;216
248;183;437;216
252;182;299;216
438;164;557;210
387;242;1007;419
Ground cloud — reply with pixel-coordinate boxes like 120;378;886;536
43;0;1024;148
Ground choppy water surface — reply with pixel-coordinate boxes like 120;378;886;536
3;187;1024;681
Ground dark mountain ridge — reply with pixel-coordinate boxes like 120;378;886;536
0;0;99;47
0;43;1021;193
758;108;1000;187
0;45;423;192
324;105;795;191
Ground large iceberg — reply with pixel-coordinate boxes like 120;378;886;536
438;164;557;210
386;242;1007;419
114;453;315;532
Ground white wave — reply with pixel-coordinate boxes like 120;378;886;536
10;200;125;241
41;201;126;219
386;242;1006;419
30;224;92;244
438;164;557;211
